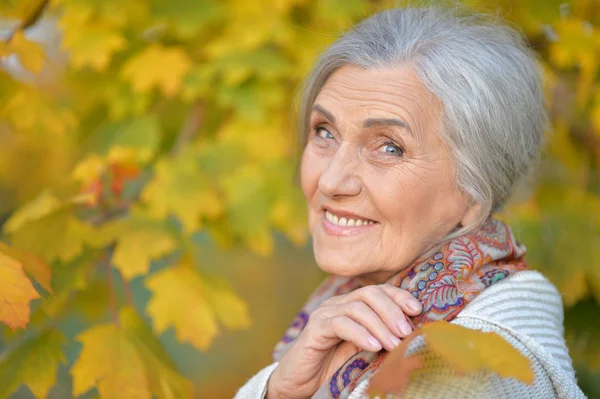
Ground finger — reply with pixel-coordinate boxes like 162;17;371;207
341;301;402;351
344;285;415;338
379;284;423;316
323;315;383;353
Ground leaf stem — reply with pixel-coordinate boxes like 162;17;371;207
103;249;119;326
171;101;204;156
117;269;134;306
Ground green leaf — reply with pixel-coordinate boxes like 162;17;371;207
0;329;65;399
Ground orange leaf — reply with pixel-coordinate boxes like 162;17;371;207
0;249;40;330
0;242;52;293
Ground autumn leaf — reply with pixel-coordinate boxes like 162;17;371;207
111;212;178;280
71;323;152;399
0;329;65;398
0;242;52;293
9;210;89;264
7;30;45;74
369;321;534;397
221;164;274;255
119;307;194;399
3;191;62;235
145;264;250;350
58;6;127;71
121;45;192;96
0;249;40;330
421;321;534;382
141;149;223;233
71;307;193;399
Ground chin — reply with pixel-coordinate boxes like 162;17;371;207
313;249;365;277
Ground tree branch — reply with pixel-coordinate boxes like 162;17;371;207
6;0;50;42
103;248;119;326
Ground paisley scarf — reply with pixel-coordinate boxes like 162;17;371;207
272;217;528;398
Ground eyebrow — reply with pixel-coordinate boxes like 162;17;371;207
312;104;414;137
363;117;413;137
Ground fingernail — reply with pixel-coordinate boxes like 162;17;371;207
390;336;401;348
397;320;412;336
407;300;422;312
368;336;382;351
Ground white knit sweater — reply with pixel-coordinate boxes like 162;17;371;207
235;271;586;398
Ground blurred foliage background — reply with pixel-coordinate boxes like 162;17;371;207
0;0;598;398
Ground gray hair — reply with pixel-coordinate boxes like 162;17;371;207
297;5;547;240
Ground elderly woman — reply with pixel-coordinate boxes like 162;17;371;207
236;6;584;399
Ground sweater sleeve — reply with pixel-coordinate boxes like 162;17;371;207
234;362;279;399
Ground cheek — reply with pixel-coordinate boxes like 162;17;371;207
300;148;320;202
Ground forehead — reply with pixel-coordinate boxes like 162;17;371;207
314;64;439;126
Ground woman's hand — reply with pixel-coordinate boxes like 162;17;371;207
266;284;422;399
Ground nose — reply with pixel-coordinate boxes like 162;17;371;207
317;143;362;199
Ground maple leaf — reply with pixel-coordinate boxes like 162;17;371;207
221;164;274;255
0;329;65;398
369;321;534;397
119;307;194;399
58;6;127;71
9;210;89;264
71;307;193;399
121;45;192;96
141;150;223;233
0;249;40;330
145;264;250;350
7;30;45;74
0;242;52;293
111;211;178;280
71;323;152;399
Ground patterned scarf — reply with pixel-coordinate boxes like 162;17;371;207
272;218;528;398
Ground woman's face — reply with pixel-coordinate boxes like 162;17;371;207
300;64;478;284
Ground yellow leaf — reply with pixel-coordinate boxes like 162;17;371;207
111;212;177;280
71;324;152;399
119;307;194;399
2;87;78;135
0;242;52;293
121;45;192;96
218;116;290;160
58;8;126;71
202;275;251;330
422;321;534;383
71;154;107;185
145;265;250;350
10;210;88;263
0;329;65;398
8;30;45;74
142;151;223;233
0;250;40;330
3;190;62;234
370;321;534;397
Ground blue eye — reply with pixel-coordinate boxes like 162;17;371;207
315;127;334;140
381;141;404;156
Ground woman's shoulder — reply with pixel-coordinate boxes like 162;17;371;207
459;270;564;327
457;270;576;377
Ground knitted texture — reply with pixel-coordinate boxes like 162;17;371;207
235;271;586;399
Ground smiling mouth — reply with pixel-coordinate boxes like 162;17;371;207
324;210;376;227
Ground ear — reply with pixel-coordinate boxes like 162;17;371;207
461;201;482;227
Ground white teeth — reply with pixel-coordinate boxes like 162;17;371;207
325;210;373;227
